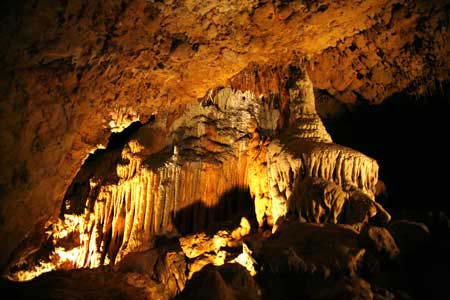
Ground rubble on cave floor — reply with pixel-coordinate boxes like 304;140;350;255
4;216;445;300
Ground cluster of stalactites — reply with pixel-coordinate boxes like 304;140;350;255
63;150;250;268
301;146;379;197
251;143;380;229
7;64;387;281
46;160;181;271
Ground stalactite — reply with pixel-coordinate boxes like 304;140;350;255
7;63;389;281
40;86;264;270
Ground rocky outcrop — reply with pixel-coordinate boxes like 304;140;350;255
253;220;408;300
259;222;366;277
4;64;388;281
1;0;450;270
114;247;187;298
7;214;439;300
387;220;431;256
250;68;386;229
2;268;158;300
359;226;400;259
177;263;261;300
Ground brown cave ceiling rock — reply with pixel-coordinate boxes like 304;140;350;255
308;1;450;103
0;0;449;272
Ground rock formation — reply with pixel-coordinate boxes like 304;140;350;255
1;1;450;299
4;63;388;283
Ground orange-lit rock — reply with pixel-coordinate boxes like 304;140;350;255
359;225;400;259
231;217;252;240
290;177;347;224
179;219;255;278
259;222;366;278
5;64;389;281
249;66;383;230
1;1;450;299
4;268;160;300
178;263;261;300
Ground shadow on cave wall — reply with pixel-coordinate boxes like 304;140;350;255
61;120;149;216
318;84;450;216
173;187;256;236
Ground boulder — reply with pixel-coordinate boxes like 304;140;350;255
360;226;399;259
260;222;365;277
177;263;260;300
388;220;431;258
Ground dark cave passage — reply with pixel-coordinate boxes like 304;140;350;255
319;86;450;300
321;85;450;216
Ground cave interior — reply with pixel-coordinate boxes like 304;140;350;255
1;1;450;299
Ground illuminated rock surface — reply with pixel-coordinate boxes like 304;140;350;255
3;59;449;299
178;263;261;300
1;1;450;299
3;57;450;299
4;64;383;279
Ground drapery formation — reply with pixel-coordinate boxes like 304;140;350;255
7;64;387;280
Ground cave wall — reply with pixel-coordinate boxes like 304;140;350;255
1;0;449;270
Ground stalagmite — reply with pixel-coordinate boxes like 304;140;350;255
7;63;388;281
250;67;382;230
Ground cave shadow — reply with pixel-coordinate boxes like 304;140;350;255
320;86;450;216
61;120;146;216
319;87;450;300
172;187;256;236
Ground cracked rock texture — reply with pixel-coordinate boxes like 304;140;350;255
1;0;449;275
